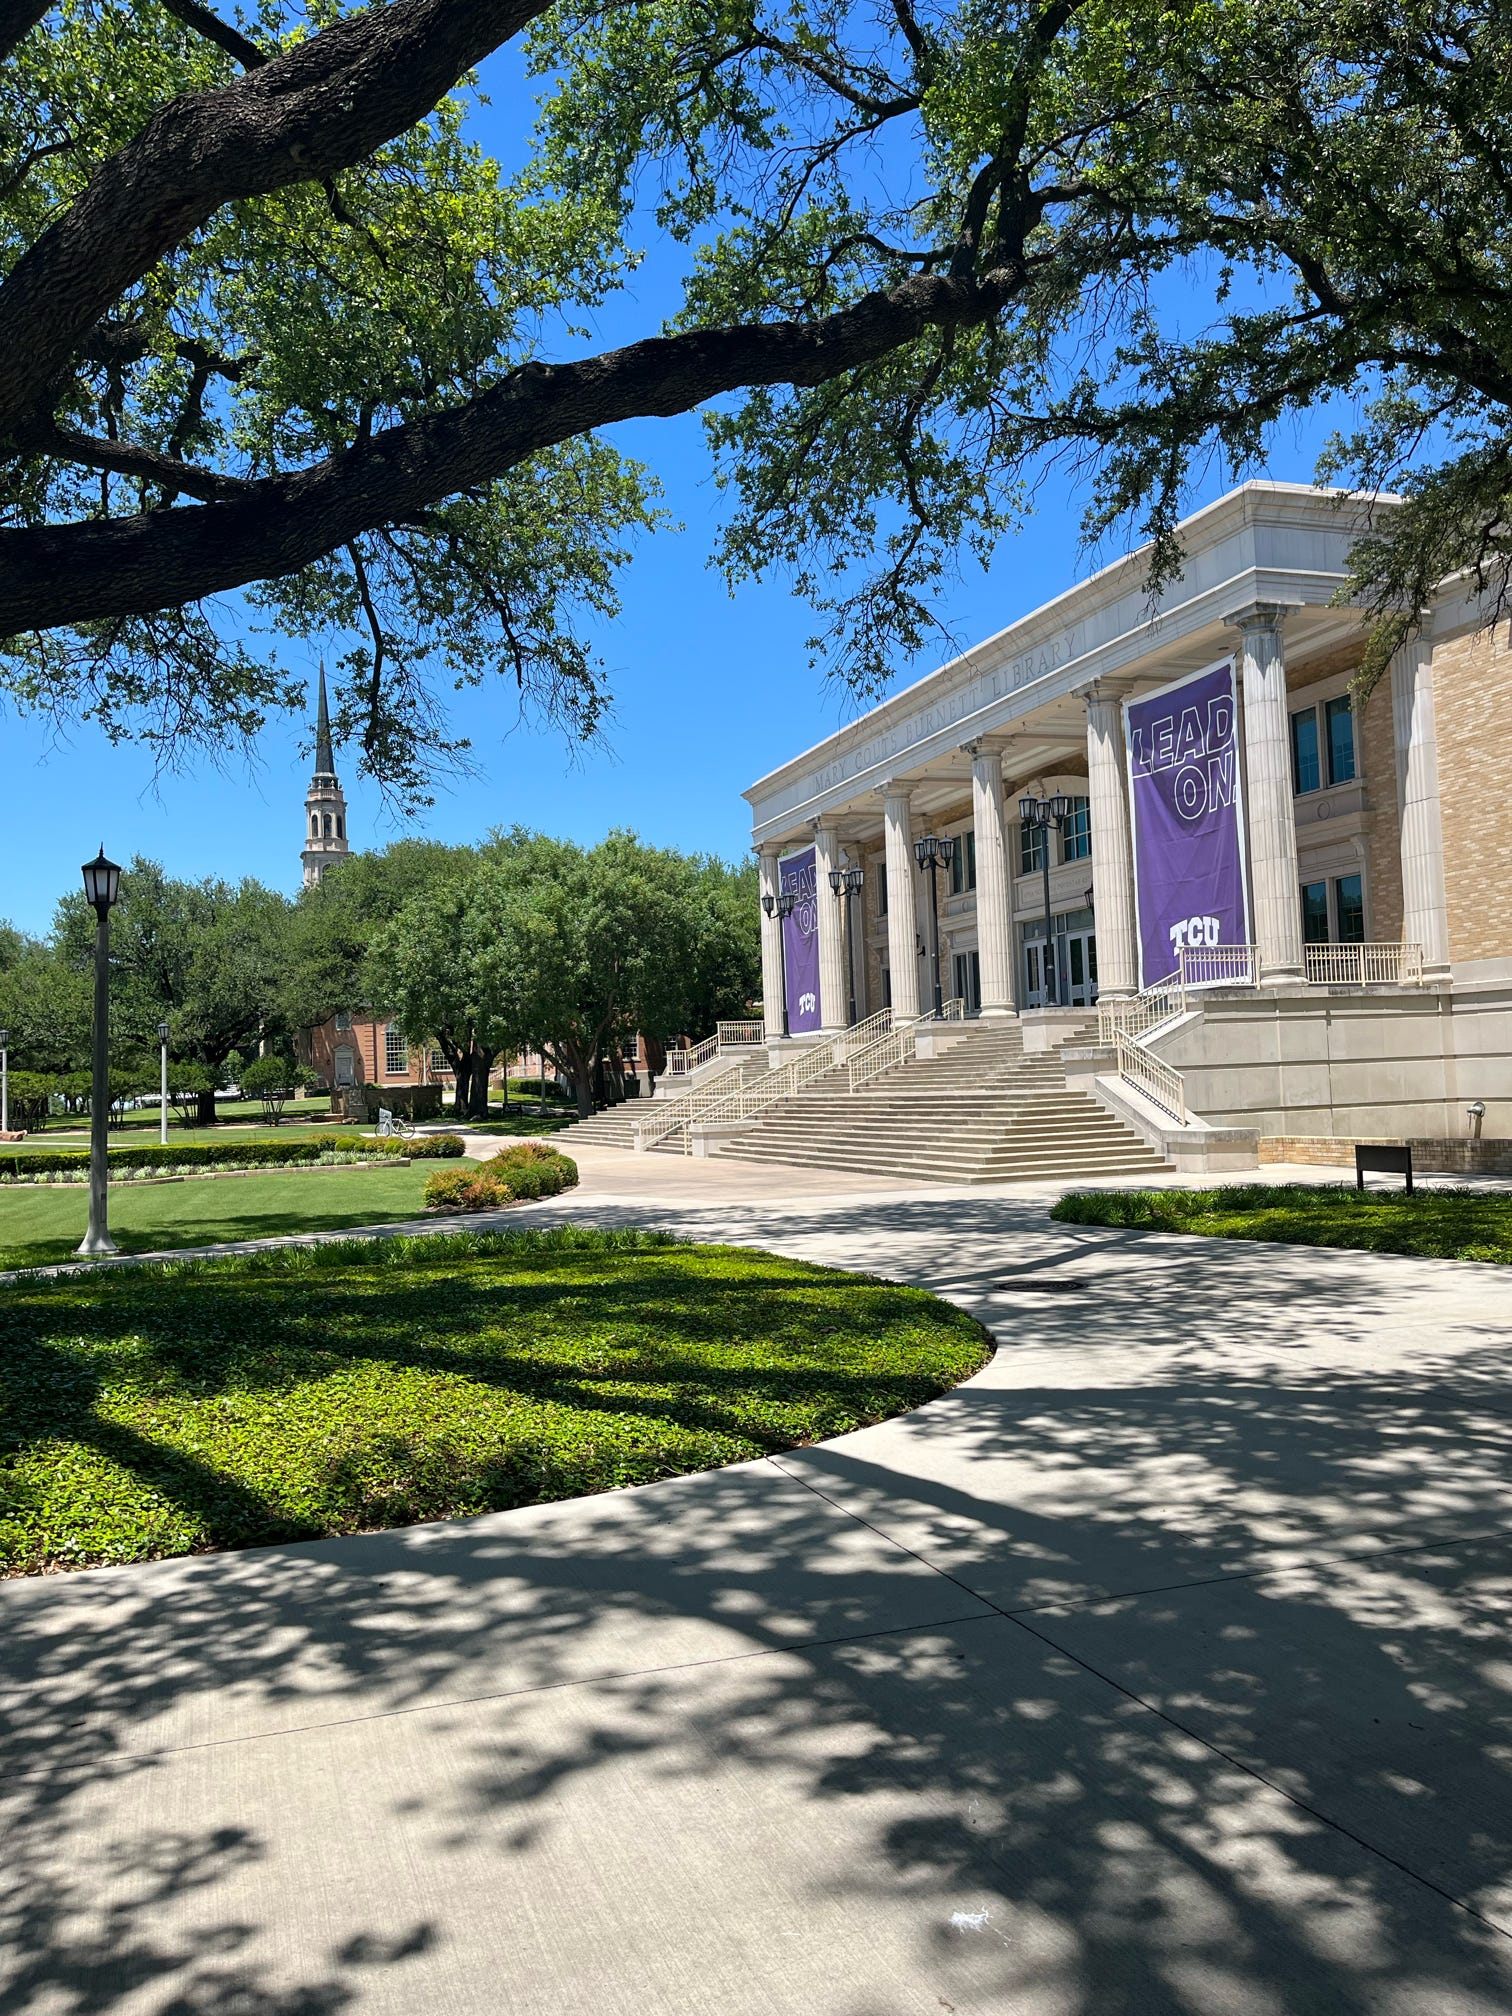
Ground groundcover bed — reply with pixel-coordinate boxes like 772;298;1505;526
0;1225;990;1574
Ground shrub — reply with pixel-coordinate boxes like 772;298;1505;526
423;1142;578;1213
423;1166;507;1213
407;1133;465;1159
1;1139;335;1181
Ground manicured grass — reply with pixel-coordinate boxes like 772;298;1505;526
1051;1182;1512;1263
0;1225;991;1573
465;1114;574;1137
0;1162;451;1271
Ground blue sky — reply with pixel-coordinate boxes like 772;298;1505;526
1;41;1356;938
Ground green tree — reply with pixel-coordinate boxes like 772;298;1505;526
282;838;474;1032
368;866;512;1119
14;0;1484;791
55;857;293;1121
682;856;762;1040
0;942;91;1075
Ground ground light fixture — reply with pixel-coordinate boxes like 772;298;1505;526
1018;797;1073;1006
912;833;956;1016
78;847;122;1256
158;1020;170;1147
762;886;797;1036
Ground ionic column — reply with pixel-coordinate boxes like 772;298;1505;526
1228;602;1304;985
880;786;921;1019
812;824;848;1033
1080;687;1139;998
963;742;1014;1015
1390;632;1451;977
757;845;784;1038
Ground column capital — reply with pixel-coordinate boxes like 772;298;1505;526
1223;599;1298;635
873;776;915;799
1070;677;1133;704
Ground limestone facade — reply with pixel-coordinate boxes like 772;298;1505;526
745;481;1512;1136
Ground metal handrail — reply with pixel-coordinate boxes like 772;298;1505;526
633;1058;751;1148
1098;971;1182;1043
664;1018;768;1081
1112;1033;1186;1124
1180;942;1258;990
716;1019;766;1045
847;998;965;1093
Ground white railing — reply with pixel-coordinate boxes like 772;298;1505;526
678;1031;846;1153
847;998;965;1093
1180;942;1257;989
1098;971;1182;1044
663;1018;767;1081
633;1059;751;1148
1305;942;1425;987
1112;1033;1186;1124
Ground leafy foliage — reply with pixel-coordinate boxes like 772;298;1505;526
1050;1183;1512;1264
424;1138;578;1210
0;1227;989;1570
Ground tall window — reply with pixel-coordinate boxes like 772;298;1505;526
1061;796;1091;861
1325;695;1356;783
876;862;888;916
949;830;977;894
1290;710;1321;794
1335;873;1365;942
336;814;345;839
1292;694;1357;793
384;1024;408;1075
1019;820;1047;875
1300;881;1330;943
334;1010;353;1032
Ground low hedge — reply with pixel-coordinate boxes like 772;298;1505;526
425;1141;578;1213
331;1132;465;1160
1;1138;333;1180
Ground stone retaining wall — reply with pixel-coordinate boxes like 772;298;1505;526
1260;1136;1512;1175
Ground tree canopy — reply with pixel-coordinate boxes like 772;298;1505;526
1;0;1507;783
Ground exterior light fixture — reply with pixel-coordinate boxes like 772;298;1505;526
78;846;123;1255
912;834;953;1015
762;884;797;1036
1017;797;1074;1008
831;861;865;1025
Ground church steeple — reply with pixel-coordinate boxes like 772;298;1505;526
301;665;350;888
314;663;334;777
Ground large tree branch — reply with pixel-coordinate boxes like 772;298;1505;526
159;0;270;70
17;416;255;502
0;270;1025;631
0;0;552;440
0;0;49;66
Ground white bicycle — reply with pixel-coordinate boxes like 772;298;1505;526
376;1106;416;1140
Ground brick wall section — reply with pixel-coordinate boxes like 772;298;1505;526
1260;1135;1512;1175
1431;618;1512;962
1287;637;1404;943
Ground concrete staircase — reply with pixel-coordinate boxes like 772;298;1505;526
554;1058;779;1153
715;1017;1172;1184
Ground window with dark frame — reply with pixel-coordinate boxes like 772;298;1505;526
1019;820;1047;875
1300;881;1330;943
1335;873;1365;942
1291;709;1321;794
949;830;977;894
1325;695;1356;784
1061;796;1091;861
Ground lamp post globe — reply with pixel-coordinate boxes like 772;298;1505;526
768;886;796;1037
78;846;123;1256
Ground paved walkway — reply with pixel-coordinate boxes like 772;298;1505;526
3;1168;1511;2013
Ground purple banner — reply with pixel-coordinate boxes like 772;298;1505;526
1125;660;1250;986
780;847;821;1033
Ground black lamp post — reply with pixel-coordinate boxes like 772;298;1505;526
827;864;865;1025
79;846;122;1256
1018;795;1071;1006
912;833;956;1015
158;1020;170;1146
762;887;796;1036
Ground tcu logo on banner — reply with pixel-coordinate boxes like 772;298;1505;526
1124;661;1251;985
779;847;822;1033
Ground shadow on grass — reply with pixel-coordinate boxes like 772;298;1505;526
3;1209;1512;2012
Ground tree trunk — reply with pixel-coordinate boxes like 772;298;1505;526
196;1086;216;1125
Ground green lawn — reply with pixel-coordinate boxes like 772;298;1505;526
1051;1182;1512;1263
0;1225;990;1572
465;1113;574;1137
0;1161;450;1271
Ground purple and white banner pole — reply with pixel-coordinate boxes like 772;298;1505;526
1125;660;1251;986
780;847;822;1033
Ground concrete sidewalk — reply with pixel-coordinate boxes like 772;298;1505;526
3;1186;1511;2012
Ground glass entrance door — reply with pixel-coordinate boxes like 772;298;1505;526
1062;930;1098;1007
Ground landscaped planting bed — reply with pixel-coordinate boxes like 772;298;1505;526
0;1226;991;1572
0;1133;465;1184
1051;1182;1512;1263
